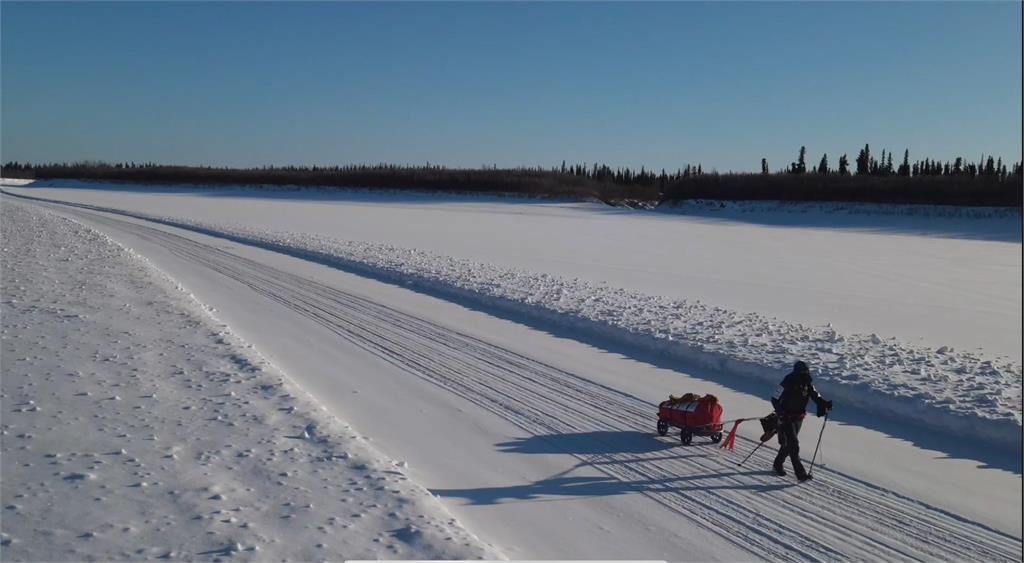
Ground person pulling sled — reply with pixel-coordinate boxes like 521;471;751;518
769;360;832;482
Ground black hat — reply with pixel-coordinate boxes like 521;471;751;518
793;361;809;374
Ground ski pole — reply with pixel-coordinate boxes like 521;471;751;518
807;413;829;476
737;439;767;467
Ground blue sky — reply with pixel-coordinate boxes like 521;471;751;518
2;2;1020;172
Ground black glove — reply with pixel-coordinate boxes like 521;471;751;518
816;399;833;417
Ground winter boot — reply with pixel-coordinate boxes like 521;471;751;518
797;472;813;483
773;463;786;477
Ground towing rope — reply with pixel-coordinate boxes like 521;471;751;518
669;415;771;451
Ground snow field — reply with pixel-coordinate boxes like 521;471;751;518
5;190;1019;450
3;188;1021;561
15;198;1021;561
0;200;501;561
10;180;1021;365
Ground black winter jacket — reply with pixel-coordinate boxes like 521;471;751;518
771;370;824;418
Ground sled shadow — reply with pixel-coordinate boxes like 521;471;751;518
431;468;789;506
497;431;680;456
433;431;790;505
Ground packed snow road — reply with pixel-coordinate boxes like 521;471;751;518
11;195;1020;562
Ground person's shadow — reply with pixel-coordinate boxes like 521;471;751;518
431;430;789;505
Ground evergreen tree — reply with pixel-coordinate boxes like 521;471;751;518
856;144;871;175
898;149;910;176
838;154;850;175
817;153;829;174
761;158;769;174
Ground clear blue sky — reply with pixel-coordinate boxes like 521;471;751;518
2;1;1021;172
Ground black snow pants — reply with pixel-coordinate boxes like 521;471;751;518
774;417;806;478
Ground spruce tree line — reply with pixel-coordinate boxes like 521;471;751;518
3;143;1021;206
773;144;1018;182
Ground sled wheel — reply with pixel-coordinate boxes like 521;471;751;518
657;419;668;436
680;430;693;445
710;432;723;444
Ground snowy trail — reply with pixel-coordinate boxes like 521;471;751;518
32;201;1022;562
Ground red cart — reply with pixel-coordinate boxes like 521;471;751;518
657;394;724;445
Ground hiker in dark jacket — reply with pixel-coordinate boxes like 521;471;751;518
771;360;832;481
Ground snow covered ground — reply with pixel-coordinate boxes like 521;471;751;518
4;183;1020;450
0;200;500;560
5;179;1020;360
2;181;1021;561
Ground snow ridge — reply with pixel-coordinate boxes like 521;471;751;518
6;191;1022;451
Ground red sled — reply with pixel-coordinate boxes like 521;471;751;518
657;394;724;445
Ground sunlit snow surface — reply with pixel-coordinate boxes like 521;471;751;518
4;182;1019;448
0;200;500;560
2;181;1021;561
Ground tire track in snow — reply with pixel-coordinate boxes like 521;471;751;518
42;203;1023;562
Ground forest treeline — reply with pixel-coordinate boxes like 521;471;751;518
3;144;1021;206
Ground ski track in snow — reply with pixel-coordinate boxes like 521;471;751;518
0;200;501;561
4;189;1021;451
11;197;1021;562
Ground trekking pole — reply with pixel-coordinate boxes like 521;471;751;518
737;439;767;467
807;413;829;476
